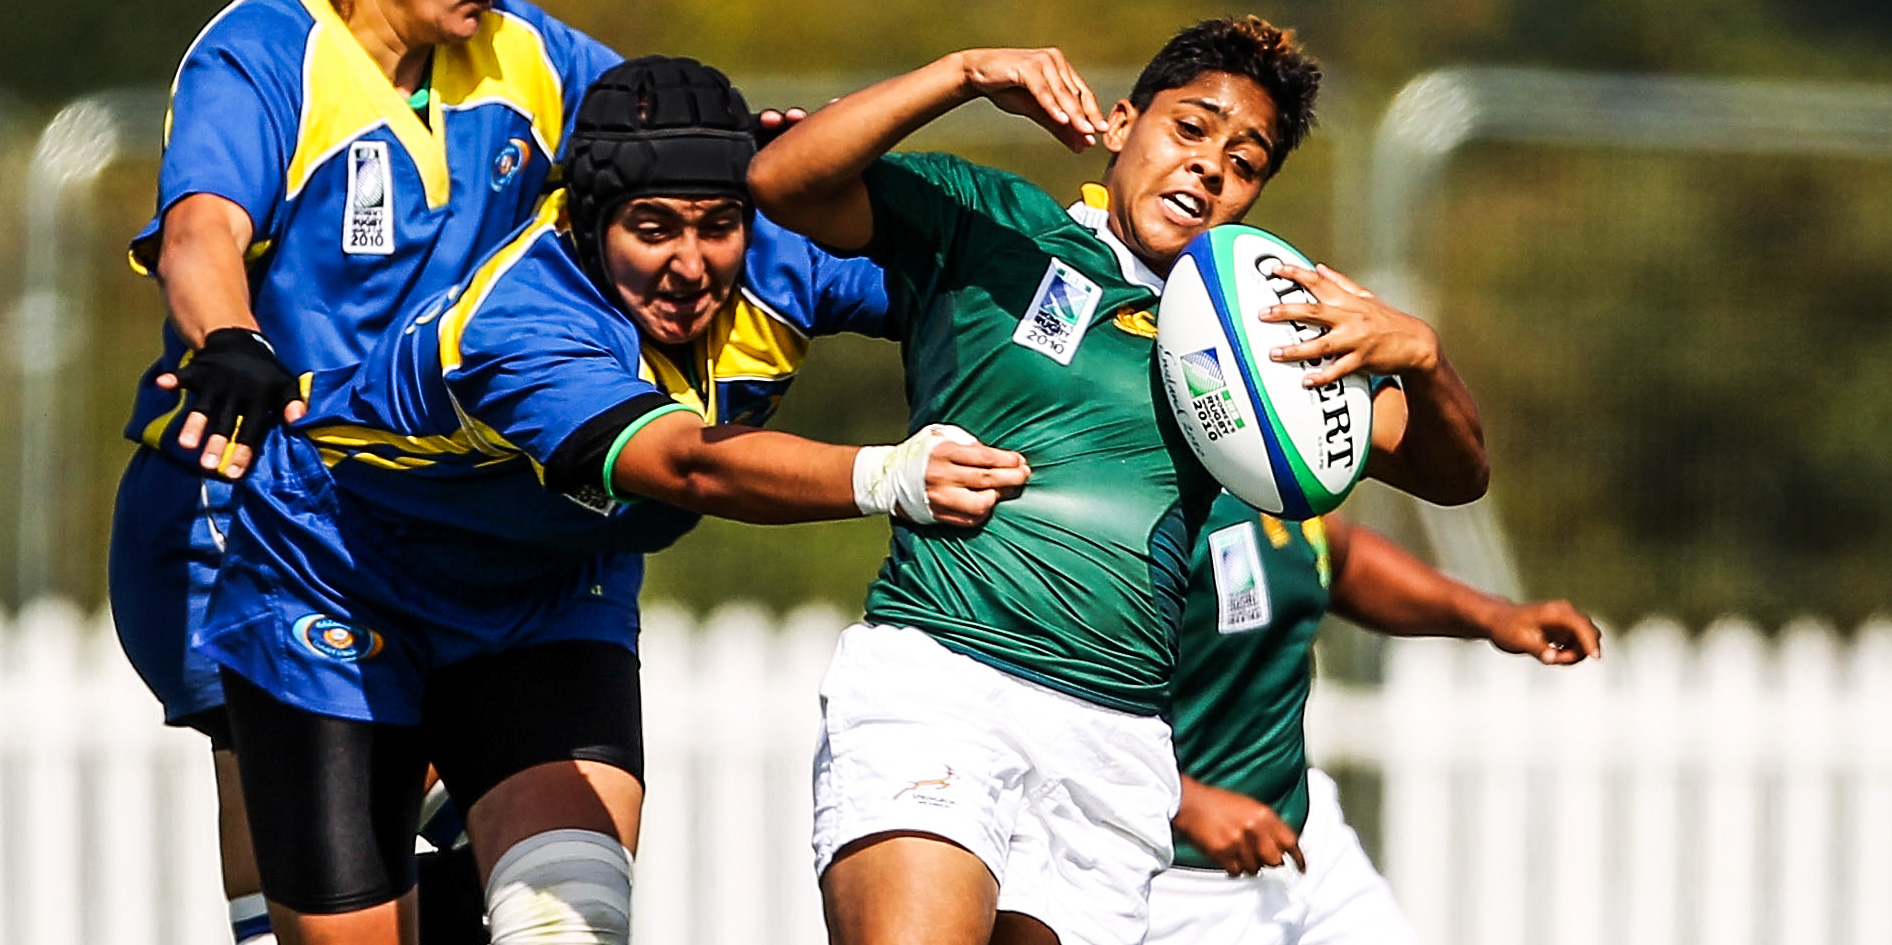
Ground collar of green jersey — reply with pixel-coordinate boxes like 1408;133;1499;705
1065;183;1165;294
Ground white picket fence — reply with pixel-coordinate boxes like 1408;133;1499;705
0;600;1886;945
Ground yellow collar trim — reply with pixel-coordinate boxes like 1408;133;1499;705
295;0;450;208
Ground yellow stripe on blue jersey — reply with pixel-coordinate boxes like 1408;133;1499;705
319;191;835;476
432;11;571;161
121;0;621;465
437;195;567;372
285;0;447;208
639;289;810;425
284;0;571;209
717;286;812;382
240;202;885;560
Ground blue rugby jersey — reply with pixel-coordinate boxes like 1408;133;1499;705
125;0;621;462
268;191;890;571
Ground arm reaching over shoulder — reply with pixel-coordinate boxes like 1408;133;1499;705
1173;776;1306;877
608;411;1030;528
1325;516;1601;664
749;48;1106;252
1261;262;1487;505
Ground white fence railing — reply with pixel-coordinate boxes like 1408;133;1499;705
0;601;1886;945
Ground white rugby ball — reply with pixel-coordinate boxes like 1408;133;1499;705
1156;225;1373;520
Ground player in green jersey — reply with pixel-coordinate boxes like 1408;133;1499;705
1153;498;1601;945
751;15;1489;945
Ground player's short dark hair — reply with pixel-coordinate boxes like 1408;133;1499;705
1129;16;1321;178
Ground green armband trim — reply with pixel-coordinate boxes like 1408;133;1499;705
602;402;699;505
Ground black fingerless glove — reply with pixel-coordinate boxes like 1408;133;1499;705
172;327;302;449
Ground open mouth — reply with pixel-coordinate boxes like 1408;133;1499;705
1160;191;1207;225
655;289;710;311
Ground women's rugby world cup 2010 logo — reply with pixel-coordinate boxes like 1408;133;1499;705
1179;347;1247;441
294;614;385;662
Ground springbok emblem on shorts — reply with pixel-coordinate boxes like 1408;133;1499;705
894;766;957;800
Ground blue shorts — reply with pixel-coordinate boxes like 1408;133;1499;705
109;447;232;726
197;434;645;725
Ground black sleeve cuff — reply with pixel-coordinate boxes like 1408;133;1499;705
543;391;681;496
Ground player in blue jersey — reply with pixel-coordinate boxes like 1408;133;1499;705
107;1;621;941
197;56;1029;945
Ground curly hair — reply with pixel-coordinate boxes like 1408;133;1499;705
1128;16;1322;179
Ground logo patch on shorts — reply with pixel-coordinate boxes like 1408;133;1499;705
893;766;958;808
490;137;530;192
294;614;385;662
344;140;395;256
1013;258;1101;365
1208;522;1271;633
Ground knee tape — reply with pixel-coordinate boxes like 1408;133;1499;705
484;829;633;945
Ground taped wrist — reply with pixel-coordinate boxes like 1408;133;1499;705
173;327;301;447
544;393;681;498
851;424;978;524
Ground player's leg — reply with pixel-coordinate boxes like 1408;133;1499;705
416;779;489;945
423;640;644;945
821;833;1000;945
221;668;431;945
1291;768;1420;945
209;741;277;945
813;624;1061;945
110;450;274;943
983;664;1178;945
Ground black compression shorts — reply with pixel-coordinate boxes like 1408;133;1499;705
223;640;644;915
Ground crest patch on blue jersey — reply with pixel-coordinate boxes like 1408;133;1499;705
344;140;395;256
490;138;530;192
1013;258;1101;365
293;614;385;661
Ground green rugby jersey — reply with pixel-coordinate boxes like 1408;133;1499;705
859;153;1216;716
1170;491;1332;868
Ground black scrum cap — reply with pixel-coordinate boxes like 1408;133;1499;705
564;55;755;305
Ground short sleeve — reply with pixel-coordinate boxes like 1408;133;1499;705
443;249;673;469
857;151;999;339
743;213;891;339
131;23;301;272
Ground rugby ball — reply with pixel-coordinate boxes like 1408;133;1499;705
1156;225;1373;520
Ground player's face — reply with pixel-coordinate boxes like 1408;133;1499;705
603;197;750;346
1100;72;1278;274
393;0;490;44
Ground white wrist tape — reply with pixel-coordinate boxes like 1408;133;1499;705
851;423;979;524
485;828;633;945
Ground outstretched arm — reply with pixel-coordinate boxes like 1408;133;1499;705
749;48;1106;252
610;412;1029;528
1262;263;1488;505
1326;516;1600;663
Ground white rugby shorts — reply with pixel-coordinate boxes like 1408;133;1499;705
1145;768;1421;945
812;623;1180;945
